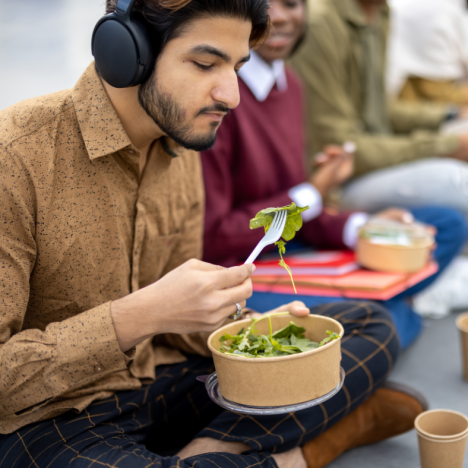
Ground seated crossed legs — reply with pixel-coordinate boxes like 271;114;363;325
0;1;425;467
0;302;425;468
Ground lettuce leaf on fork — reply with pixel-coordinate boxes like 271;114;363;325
249;203;309;293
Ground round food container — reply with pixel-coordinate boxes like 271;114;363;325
356;219;434;273
207;314;344;407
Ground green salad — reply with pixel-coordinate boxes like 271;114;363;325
249;203;309;293
219;312;340;358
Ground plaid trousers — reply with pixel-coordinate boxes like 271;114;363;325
0;302;399;468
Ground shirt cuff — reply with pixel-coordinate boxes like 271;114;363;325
288;183;323;222
343;212;370;249
50;302;133;393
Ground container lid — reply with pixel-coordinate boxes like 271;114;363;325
359;219;434;247
197;367;345;415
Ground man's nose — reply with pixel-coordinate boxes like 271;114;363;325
211;74;241;110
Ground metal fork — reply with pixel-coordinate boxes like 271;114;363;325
244;211;287;264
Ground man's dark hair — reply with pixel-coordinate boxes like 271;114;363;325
106;0;270;58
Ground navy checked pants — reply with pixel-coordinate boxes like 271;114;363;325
0;302;400;468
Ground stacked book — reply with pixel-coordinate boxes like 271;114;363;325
251;250;437;300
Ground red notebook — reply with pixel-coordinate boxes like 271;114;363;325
252;250;358;276
252;262;438;301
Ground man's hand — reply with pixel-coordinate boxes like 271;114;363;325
111;259;255;352
372;208;437;248
246;300;310;320
310;145;355;197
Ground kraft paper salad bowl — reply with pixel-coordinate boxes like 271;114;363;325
207;313;344;407
356;219;434;273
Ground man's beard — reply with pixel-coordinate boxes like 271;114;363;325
138;74;229;152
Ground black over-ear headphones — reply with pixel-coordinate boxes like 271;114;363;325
92;0;155;88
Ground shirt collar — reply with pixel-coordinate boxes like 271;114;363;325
238;51;288;102
72;63;182;160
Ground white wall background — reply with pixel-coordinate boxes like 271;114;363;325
0;0;105;110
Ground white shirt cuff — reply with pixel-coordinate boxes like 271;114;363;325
343;212;370;249
288;183;323;222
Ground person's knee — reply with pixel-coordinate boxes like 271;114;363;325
313;300;390;322
313;301;400;365
442;208;468;246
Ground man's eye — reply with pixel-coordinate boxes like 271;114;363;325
285;0;300;7
194;62;213;71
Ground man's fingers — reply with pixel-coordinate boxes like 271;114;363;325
210;301;248;328
217;278;253;309
287;303;310;317
229;300;247;314
265;301;310;317
218;299;248;321
208;275;253;320
186;259;227;272
214;264;256;289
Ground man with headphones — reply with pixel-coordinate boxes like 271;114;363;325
0;1;402;467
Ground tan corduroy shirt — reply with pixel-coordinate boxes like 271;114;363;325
0;63;208;434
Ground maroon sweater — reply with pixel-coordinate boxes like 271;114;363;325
202;69;352;267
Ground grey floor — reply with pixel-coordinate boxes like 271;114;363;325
2;2;468;467
328;311;468;468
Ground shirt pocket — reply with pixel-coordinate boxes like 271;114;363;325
136;232;182;290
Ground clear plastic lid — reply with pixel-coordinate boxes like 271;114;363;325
358;218;434;247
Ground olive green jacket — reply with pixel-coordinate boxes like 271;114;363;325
289;0;459;178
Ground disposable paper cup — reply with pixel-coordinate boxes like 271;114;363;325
456;313;468;381
207;314;344;407
356;237;433;273
415;410;468;468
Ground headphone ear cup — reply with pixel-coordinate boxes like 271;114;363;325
127;17;155;84
92;15;155;88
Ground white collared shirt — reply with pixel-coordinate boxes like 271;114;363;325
238;51;288;102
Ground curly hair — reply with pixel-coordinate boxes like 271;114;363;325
105;0;270;55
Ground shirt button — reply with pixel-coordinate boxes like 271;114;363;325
95;363;103;372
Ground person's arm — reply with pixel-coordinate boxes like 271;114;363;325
389;98;457;133
201;121;321;265
397;78;467;108
0;146;133;418
110;153;256;357
0;145;256;418
289;16;460;178
298;209;354;250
